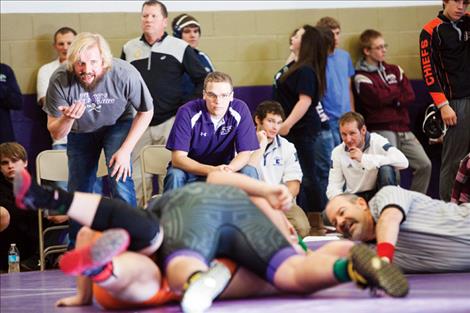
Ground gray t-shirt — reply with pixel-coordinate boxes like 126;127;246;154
44;58;153;133
369;186;470;273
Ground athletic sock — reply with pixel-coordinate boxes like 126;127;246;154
333;258;351;283
83;262;116;283
29;184;74;215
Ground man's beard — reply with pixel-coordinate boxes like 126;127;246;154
78;71;105;91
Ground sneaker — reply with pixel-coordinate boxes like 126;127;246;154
13;169;33;209
181;260;232;313
59;228;130;276
349;244;409;298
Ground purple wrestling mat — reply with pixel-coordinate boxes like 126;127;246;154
1;270;469;313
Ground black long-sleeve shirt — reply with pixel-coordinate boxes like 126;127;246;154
419;11;470;106
121;33;208;126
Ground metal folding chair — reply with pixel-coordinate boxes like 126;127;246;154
140;145;171;204
35;149;107;270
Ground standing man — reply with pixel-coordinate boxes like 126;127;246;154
121;0;208;205
43;32;153;245
355;29;432;194
327;112;409;201
37;27;79;191
37;27;76;149
37;27;77;108
172;13;215;97
163;72;259;191
316;17;355;146
419;0;470;201
249;100;311;237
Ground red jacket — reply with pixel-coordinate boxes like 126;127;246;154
354;60;415;132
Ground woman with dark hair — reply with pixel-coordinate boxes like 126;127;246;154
273;25;328;215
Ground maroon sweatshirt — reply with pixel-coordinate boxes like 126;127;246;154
353;60;415;132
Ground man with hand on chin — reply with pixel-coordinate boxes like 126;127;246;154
326;112;408;201
43;32;153;247
164;71;259;191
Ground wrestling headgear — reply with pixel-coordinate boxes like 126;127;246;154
422;104;447;139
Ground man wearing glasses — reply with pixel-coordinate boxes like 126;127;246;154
353;29;432;195
163;72;259;191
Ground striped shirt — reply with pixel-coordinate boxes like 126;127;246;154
369;186;470;273
451;153;470;205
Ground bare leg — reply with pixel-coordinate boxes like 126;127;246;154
273;243;409;297
57;227;163;307
166;256;208;292
273;250;341;293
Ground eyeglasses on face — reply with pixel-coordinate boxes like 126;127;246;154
204;90;233;100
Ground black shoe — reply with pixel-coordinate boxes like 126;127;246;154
349;244;409;298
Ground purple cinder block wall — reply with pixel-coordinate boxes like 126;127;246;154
10;80;441;198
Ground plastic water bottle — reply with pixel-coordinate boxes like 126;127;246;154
8;243;20;273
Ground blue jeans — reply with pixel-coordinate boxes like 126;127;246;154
163;164;259;192
313;129;335;211
328;119;342;147
51;143;103;193
356;165;397;201
287;133;322;213
67;119;137;247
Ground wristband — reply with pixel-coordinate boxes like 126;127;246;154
436;101;449;110
377;242;395;262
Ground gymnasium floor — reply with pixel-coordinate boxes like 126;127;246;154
1;270;469;313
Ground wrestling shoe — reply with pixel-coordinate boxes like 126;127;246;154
349;244;409;298
13;169;34;209
181;260;232;313
59;228;130;276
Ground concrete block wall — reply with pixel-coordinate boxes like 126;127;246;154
0;5;440;94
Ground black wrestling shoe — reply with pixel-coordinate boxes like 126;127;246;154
349;244;409;298
181;260;232;313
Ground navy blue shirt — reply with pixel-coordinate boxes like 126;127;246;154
166;98;259;165
181;49;214;97
273;62;321;137
0;63;23;143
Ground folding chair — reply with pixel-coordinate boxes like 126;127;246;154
35;149;108;270
140;145;172;204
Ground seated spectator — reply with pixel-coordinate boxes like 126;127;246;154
451;153;470;205
164;72;259;191
172;13;215;97
354;29;431;194
0;142;68;271
249;100;310;237
326;112;408;201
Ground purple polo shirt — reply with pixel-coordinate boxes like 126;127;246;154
166;98;259;165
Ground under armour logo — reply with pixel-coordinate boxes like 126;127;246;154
200;132;207;137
